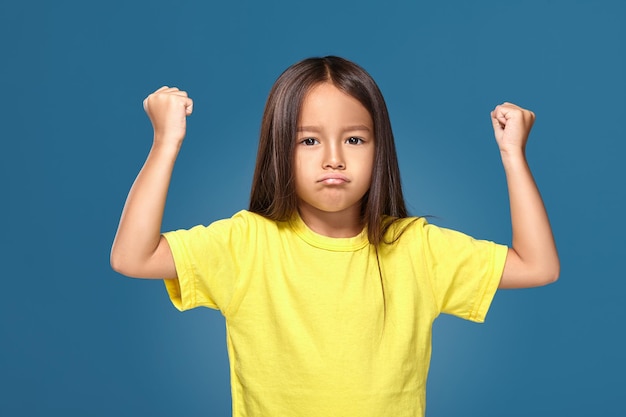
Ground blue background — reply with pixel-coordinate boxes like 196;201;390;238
1;0;624;416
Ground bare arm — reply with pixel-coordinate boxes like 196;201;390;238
110;87;193;279
491;103;560;288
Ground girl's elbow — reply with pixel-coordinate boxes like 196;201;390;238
530;251;560;286
546;262;560;284
110;250;136;277
110;252;127;276
504;250;559;288
536;261;560;286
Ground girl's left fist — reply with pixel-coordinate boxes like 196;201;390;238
491;102;535;153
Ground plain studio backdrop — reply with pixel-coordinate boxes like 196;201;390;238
1;1;624;416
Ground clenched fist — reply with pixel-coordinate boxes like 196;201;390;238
143;86;194;146
491;102;535;155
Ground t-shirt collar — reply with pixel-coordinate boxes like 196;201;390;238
288;212;370;252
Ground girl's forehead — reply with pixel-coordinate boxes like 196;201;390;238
303;82;353;102
299;83;372;128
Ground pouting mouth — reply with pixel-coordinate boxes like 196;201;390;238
317;174;350;183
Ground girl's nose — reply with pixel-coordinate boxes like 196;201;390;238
323;144;345;169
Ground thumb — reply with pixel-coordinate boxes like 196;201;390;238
185;98;194;116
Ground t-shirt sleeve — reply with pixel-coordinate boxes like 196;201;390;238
421;223;508;322
162;214;247;313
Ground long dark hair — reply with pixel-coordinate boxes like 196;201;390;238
249;56;409;246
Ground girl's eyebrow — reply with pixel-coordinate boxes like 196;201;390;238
296;125;372;133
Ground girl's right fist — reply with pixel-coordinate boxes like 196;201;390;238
143;86;193;146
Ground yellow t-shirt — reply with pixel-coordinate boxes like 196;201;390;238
163;210;507;417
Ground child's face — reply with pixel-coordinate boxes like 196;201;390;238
294;82;374;223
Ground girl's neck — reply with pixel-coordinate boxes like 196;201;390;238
297;202;364;238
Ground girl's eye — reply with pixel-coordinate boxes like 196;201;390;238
346;137;364;145
301;138;318;146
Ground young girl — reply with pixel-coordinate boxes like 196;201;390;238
111;56;559;417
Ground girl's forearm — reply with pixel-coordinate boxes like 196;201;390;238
499;150;560;288
110;142;180;278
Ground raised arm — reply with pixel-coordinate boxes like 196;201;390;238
491;103;560;289
110;87;193;279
